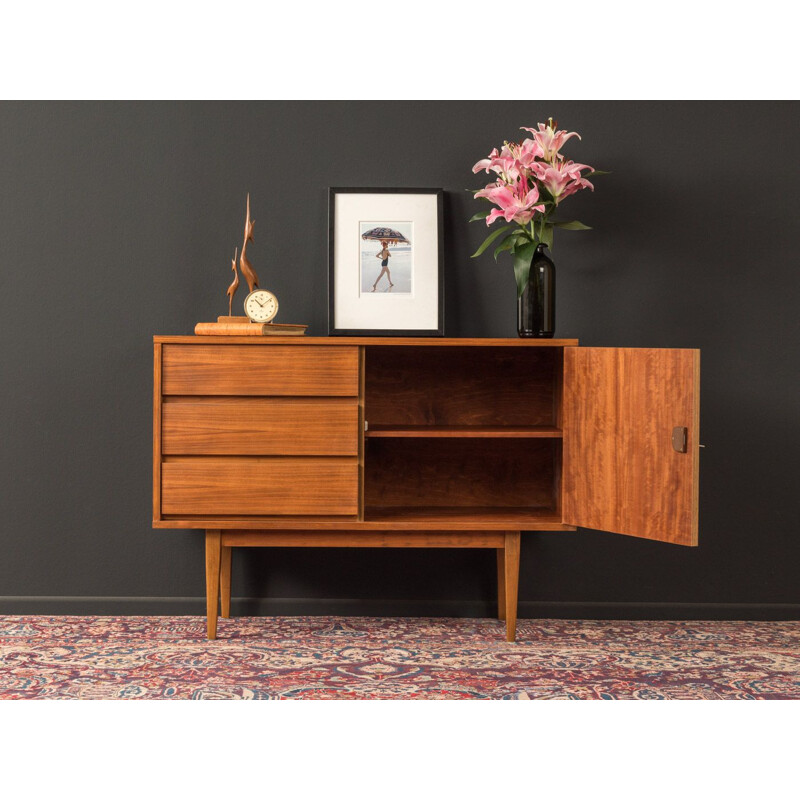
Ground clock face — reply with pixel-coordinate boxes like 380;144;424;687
244;290;279;323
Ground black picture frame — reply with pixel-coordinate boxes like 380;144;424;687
328;187;444;336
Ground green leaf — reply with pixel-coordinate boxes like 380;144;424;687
584;170;610;178
471;224;513;258
541;224;554;248
552;220;592;231
493;232;524;261
469;210;491;223
513;242;536;298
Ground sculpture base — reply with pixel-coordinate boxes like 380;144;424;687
217;316;252;324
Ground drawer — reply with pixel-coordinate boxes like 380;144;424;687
162;458;358;516
161;398;358;456
161;345;359;396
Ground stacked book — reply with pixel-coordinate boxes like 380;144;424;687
194;317;308;336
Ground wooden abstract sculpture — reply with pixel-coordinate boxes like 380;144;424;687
195;193;309;336
226;247;239;316
239;193;259;292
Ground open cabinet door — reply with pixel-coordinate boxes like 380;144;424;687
563;348;700;546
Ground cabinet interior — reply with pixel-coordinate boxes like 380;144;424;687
363;346;563;523
365;345;558;427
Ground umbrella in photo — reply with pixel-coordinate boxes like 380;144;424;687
361;226;410;245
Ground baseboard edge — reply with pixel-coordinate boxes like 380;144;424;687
0;597;798;620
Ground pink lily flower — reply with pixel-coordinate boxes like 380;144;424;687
476;180;545;225
522;123;582;163
472;147;500;174
530;159;594;204
472;145;522;182
515;137;544;169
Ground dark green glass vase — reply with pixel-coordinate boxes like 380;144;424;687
518;243;555;338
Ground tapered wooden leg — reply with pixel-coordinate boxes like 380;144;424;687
220;546;232;619
503;531;520;642
205;530;222;639
496;548;506;620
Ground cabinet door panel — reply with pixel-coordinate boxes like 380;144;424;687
563;347;699;546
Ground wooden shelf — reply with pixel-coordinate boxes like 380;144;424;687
364;506;567;529
365;425;562;438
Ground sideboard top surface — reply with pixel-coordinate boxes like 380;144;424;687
153;336;580;346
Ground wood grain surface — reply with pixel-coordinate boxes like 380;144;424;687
362;507;566;527
496;549;506;620
226;247;239;317
365;438;556;509
563;347;700;546
161;344;358;396
155;336;579;347
153;343;162;522
220;530;507;548
205;530;221;639
238;193;258;292
358;346;366;520
161;397;358;455
365;346;559;426
156;511;574;530
220;545;232;618
365;425;562;438
503;531;521;642
162;457;358;516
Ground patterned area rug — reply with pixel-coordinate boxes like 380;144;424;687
1;615;798;699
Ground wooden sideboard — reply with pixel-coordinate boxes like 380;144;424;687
153;337;700;641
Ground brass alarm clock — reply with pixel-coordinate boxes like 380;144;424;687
244;289;279;323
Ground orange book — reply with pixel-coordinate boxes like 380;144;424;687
194;322;307;336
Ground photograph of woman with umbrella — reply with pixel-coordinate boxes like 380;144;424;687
360;224;412;294
372;240;394;291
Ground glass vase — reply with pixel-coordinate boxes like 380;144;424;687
517;243;555;338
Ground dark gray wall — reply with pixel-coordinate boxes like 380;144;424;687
1;101;798;617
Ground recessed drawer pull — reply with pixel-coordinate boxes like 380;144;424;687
671;426;688;453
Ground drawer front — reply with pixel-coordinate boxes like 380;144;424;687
162;458;358;516
162;398;358;456
161;344;359;396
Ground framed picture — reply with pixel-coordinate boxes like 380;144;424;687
328;187;444;336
